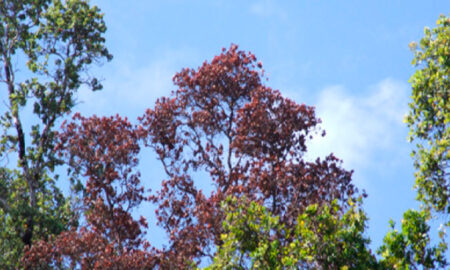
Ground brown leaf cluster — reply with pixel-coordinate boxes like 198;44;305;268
23;45;358;269
140;45;358;267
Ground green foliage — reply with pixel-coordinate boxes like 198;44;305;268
204;196;377;269
405;14;450;215
0;168;72;267
378;209;447;269
205;196;287;270
380;14;450;270
0;0;111;267
293;199;377;269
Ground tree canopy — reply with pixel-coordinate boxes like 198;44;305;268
0;0;111;267
406;15;449;215
0;2;447;269
139;44;358;267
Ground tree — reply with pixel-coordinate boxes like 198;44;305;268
378;209;447;269
405;14;449;215
20;44;358;269
22;114;157;269
208;198;447;270
205;196;377;270
140;44;359;267
376;15;450;270
0;0;111;267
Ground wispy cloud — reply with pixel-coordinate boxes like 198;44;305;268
75;48;199;119
303;78;410;177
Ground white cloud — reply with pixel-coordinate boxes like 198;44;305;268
75;48;199;118
304;78;410;174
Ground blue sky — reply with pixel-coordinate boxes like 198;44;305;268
77;0;450;253
4;0;446;257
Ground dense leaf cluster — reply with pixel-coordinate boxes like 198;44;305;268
0;0;110;268
206;197;377;269
139;44;357;267
406;15;449;215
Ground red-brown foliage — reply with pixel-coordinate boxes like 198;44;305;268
23;45;358;269
139;44;357;267
22;114;157;269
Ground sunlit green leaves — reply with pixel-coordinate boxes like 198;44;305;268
0;0;111;267
378;209;448;269
406;14;450;215
205;196;377;269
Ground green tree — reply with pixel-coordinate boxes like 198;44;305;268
378;210;447;269
205;196;377;270
405;14;449;215
0;0;111;267
207;199;447;269
377;14;449;270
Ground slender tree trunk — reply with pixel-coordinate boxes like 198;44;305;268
3;50;36;246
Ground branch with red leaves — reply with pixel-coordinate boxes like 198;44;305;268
23;114;158;269
139;44;359;267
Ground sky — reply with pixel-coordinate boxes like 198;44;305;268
2;0;449;259
76;0;450;254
